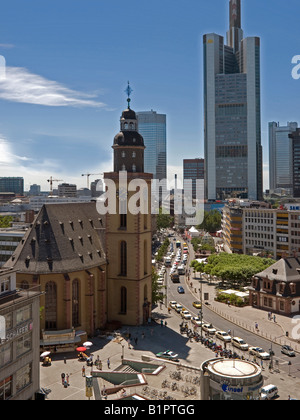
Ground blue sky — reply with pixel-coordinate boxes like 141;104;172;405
0;0;299;191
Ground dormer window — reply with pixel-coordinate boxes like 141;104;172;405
132;151;136;158
121;151;126;158
132;164;136;173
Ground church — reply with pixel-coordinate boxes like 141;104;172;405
3;92;153;337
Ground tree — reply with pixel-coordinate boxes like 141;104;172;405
156;208;173;230
197;210;221;233
151;267;165;304
191;254;274;287
0;216;13;228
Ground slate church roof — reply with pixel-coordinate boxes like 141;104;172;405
4;202;106;275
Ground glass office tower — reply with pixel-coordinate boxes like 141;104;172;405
136;110;167;181
269;122;298;194
203;0;263;201
0;177;24;195
183;158;204;199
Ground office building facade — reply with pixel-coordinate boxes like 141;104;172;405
0;268;42;400
183;158;205;199
289;128;300;197
136;110;167;181
203;0;262;201
269;122;298;193
0;178;24;196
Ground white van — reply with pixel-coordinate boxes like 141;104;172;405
260;385;278;400
178;265;185;275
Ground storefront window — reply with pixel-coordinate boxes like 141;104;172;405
0;376;12;400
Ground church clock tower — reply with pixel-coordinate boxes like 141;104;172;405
104;83;153;325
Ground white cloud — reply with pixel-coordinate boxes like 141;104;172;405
0;66;106;108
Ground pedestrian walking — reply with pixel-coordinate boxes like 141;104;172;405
164;320;167;327
99;360;102;370
160;319;163;327
61;372;65;385
273;314;276;323
107;358;110;369
82;366;86;377
66;373;69;385
134;337;138;345
255;322;259;331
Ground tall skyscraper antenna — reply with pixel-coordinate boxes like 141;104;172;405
227;0;243;52
230;0;241;30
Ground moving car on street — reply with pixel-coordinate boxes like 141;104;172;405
192;301;202;309
177;286;185;294
281;345;295;357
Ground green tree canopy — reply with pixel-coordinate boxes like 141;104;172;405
196;210;221;233
191;253;274;286
0;216;13;228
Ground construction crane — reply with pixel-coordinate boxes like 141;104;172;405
47;177;63;196
81;173;102;189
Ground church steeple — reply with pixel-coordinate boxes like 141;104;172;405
112;83;145;173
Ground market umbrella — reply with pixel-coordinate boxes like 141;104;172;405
83;341;93;348
40;351;51;358
76;347;87;352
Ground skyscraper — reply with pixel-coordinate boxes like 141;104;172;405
203;0;263;201
269;121;298;193
183;158;204;199
136;110;167;181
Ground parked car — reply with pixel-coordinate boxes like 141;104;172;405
281;345;296;357
231;337;249;351
202;323;216;335
156;350;179;362
169;301;177;309
191;316;203;327
181;310;191;320
177;286;185;294
260;385;278;400
249;347;270;360
216;331;231;342
175;304;183;313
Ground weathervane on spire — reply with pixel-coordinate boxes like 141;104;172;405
125;81;133;109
